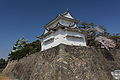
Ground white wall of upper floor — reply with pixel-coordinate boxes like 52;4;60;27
44;19;77;34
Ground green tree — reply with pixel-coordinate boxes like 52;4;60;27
79;22;112;48
79;22;97;46
0;58;7;68
8;40;41;61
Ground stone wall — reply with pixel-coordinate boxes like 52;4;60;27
2;44;120;80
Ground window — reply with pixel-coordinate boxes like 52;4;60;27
66;35;83;39
43;38;54;45
66;35;83;42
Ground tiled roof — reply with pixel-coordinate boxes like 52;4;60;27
37;24;83;39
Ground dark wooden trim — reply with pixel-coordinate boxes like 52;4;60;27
44;38;54;43
66;35;83;39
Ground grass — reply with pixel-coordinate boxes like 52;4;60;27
0;74;11;80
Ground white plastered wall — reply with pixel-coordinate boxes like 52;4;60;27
41;29;86;51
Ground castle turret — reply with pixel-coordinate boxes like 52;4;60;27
11;37;28;53
38;11;86;51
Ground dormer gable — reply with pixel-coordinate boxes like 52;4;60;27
62;11;74;19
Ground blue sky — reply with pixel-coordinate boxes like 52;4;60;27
0;0;120;59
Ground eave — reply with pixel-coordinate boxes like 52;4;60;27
37;25;83;39
37;31;54;39
44;15;80;28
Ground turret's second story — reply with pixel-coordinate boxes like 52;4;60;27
43;11;80;34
